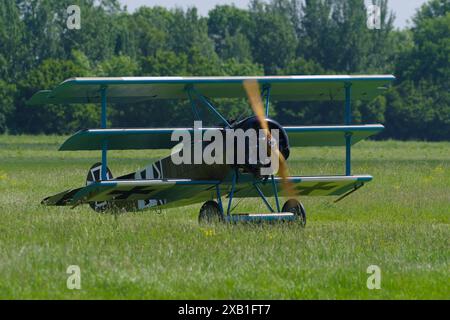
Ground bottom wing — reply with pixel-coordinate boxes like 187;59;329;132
42;179;221;209
235;175;373;198
42;175;372;210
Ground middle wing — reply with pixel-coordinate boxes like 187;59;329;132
59;125;383;150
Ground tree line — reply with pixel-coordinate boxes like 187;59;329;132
0;0;448;140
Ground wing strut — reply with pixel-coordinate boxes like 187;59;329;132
334;182;364;203
185;85;231;128
345;83;352;176
262;84;271;117
253;182;275;213
226;170;237;217
271;174;281;212
100;86;108;181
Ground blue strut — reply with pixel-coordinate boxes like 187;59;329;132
100;86;108;181
345;83;352;176
226;171;237;217
263;84;271;117
188;87;231;128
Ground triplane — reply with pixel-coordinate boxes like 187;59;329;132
29;75;395;225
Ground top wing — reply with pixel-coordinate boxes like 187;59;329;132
28;75;395;105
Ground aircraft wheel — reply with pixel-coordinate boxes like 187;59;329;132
198;201;224;224
86;162;113;212
282;199;306;227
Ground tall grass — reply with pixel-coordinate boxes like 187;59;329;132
0;136;448;299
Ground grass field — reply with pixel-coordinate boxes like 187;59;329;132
0;135;448;299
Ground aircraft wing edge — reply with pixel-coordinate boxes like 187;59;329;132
42;179;221;206
285;124;384;147
27;75;396;105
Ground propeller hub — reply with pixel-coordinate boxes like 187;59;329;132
232;116;290;175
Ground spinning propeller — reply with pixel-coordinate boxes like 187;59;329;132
243;80;297;198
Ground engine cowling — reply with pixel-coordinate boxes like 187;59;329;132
231;116;290;175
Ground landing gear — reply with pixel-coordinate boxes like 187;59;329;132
282;199;306;227
198;201;224;224
86;162;113;212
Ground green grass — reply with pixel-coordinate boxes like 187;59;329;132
0;135;448;299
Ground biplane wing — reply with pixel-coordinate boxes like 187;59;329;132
59;128;220;150
33;74;393;219
58;124;384;151
42;179;221;208
42;175;371;208
28;75;395;105
285;124;384;147
242;175;372;197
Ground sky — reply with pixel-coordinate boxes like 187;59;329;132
121;0;429;29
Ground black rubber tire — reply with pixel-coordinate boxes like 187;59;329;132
282;199;306;227
86;162;113;212
198;201;224;224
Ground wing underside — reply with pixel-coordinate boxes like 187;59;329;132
42;175;372;209
58;124;384;151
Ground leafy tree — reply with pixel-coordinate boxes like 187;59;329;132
169;8;217;59
97;55;138;76
385;0;450;140
398;0;449;83
207;5;252;61
0;81;16;133
0;0;447;141
13;58;100;134
0;1;25;81
383;81;450;140
298;0;394;73
127;7;171;57
247;0;298;74
283;57;325;75
140;50;188;76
